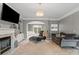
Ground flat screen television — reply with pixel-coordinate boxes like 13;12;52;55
1;3;20;24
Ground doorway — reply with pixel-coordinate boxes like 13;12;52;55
26;21;46;42
33;25;42;34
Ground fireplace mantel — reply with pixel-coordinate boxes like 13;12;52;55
0;34;12;38
0;28;16;54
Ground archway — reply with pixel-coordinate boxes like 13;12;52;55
26;21;47;42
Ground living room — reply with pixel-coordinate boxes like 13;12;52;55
0;3;79;55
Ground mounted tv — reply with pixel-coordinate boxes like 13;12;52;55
1;3;20;24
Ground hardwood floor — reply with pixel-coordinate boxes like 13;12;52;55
12;39;79;55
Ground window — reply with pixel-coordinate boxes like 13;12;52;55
51;24;58;32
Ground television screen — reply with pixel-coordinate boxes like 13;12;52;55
1;3;20;24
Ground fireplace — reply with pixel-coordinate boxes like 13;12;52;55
0;36;11;54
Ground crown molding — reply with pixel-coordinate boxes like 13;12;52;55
20;7;79;21
58;7;79;20
20;17;59;21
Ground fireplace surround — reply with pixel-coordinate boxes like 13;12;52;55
0;36;11;54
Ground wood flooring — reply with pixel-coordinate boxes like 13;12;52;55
12;39;79;55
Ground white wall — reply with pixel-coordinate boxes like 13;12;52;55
59;11;79;35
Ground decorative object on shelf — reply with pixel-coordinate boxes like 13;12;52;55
10;24;17;29
18;20;22;30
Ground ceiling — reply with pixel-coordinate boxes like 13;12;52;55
0;3;79;20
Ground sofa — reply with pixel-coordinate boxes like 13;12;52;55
29;36;46;42
51;32;79;48
29;31;46;42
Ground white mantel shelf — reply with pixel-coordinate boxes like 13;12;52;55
0;34;12;38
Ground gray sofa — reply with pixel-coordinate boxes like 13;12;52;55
29;36;46;42
61;38;79;48
29;31;46;42
52;33;79;48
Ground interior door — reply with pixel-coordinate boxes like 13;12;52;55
33;26;42;34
